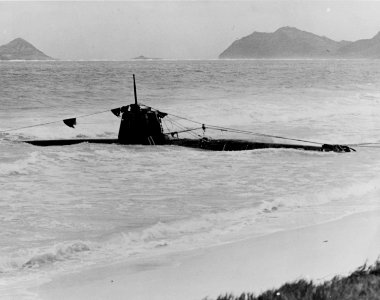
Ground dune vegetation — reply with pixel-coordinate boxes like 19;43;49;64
214;261;380;300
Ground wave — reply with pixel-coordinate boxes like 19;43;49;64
2;174;379;277
22;242;90;269
98;178;380;257
0;151;40;176
0;202;281;275
129;177;380;243
0;242;91;273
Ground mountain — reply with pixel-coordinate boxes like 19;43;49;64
219;27;380;59
0;38;53;60
336;32;380;58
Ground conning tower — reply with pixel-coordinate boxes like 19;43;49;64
118;75;166;145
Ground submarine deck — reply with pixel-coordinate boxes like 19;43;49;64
23;138;327;152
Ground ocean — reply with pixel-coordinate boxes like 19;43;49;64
1;59;380;298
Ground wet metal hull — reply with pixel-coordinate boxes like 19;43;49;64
23;138;340;152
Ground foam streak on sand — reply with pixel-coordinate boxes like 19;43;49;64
33;209;380;300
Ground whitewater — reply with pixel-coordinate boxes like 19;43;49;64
1;59;380;298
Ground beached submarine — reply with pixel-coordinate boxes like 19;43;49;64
24;75;354;153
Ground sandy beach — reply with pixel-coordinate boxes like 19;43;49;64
33;209;380;300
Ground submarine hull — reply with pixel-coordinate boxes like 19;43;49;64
168;138;324;151
23;138;349;152
24;139;119;146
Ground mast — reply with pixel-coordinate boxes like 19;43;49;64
133;74;138;105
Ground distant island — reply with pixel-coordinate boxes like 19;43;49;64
133;55;162;60
0;38;53;60
219;26;380;59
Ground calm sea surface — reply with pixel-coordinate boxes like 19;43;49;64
1;60;380;297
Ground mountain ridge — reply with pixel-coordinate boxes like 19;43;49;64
0;38;53;60
219;27;380;59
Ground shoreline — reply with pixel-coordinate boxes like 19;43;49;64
33;208;380;300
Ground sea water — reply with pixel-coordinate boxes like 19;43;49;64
1;60;380;298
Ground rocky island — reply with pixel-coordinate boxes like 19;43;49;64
219;27;380;59
0;38;53;60
133;55;161;60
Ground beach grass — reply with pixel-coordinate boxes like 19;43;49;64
215;260;380;300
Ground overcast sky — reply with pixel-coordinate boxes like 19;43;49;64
1;1;380;60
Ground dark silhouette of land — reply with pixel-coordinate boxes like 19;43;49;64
133;55;161;60
220;27;380;59
0;38;53;60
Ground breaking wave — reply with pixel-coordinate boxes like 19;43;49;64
22;242;90;269
0;242;91;273
0;151;41;176
1;173;380;280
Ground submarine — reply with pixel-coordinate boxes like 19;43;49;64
23;75;354;153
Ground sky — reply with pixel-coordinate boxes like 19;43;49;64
1;1;380;60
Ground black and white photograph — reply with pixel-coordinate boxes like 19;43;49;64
1;1;380;299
